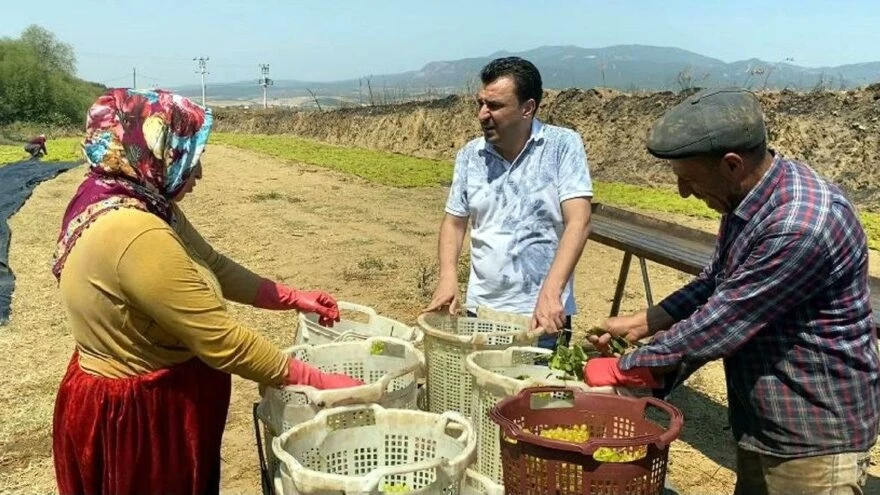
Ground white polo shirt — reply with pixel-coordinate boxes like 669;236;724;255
445;119;593;316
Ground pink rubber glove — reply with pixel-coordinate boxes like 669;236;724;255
584;357;662;389
284;359;364;389
254;279;340;327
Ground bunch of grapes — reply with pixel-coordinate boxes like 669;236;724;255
524;424;648;463
593;446;647;463
370;341;386;355
531;424;591;443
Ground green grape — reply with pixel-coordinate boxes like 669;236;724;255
593;446;647;463
381;482;410;492
520;425;647;463
537;424;591;443
370;341;385;355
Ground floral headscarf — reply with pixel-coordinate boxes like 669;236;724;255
51;88;213;281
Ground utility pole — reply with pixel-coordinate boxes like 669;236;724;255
258;63;273;109
132;67;136;89
193;56;210;106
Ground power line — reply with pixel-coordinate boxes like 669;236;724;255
193;56;210;106
258;63;273;109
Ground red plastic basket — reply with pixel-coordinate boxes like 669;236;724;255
489;386;683;495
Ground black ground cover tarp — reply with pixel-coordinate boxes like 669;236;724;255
0;159;80;324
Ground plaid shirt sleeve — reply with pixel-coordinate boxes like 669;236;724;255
620;226;831;370
657;246;720;322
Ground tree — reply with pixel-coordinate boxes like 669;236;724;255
0;26;101;126
20;24;76;75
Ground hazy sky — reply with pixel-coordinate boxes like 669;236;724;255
2;0;878;87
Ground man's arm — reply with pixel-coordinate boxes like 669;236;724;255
532;130;594;332
596;220;725;347
533;197;591;330
620;227;830;370
425;149;470;313
437;214;468;281
424;215;469;314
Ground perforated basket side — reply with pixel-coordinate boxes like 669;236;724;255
465;347;622;483
489;387;683;495
272;404;478;494
259;337;425;484
420;315;541;417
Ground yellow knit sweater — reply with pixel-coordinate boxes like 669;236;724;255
58;205;288;384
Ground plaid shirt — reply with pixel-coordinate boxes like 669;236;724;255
620;152;880;457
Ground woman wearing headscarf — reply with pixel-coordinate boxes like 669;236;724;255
51;88;360;495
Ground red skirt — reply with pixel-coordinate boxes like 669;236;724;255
53;352;232;495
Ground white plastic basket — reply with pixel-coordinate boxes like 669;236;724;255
460;468;505;495
416;312;544;417
257;337;425;477
465;346;621;483
271;403;477;494
297;301;423;347
272;464;500;494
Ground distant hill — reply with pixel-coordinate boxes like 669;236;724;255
174;44;880;107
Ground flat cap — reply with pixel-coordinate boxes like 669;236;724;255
646;87;767;159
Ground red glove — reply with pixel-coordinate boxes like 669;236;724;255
284;359;364;389
254;279;340;327
584;357;662;389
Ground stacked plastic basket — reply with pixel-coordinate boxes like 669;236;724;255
255;336;425;484
416;312;543;417
259;303;684;494
465;346;620;483
272;404;482;494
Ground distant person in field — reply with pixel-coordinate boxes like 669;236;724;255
50;88;361;495
24;133;47;158
424;56;594;351
586;88;879;494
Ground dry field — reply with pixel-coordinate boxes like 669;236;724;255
1;145;878;494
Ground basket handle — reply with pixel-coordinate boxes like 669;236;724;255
367;337;427;385
281;378;385;408
523;325;547;341
360;458;453;493
641;396;684;448
338;301;379;323
333;330;365;342
435;410;472;444
296;314;311;342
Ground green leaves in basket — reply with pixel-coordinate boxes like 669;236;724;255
537;332;587;381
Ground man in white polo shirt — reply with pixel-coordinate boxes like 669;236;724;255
424;56;594;350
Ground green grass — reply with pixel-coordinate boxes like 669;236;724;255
212;133;452;187
210;133;879;250
593;181;718;220
0;137;84;165
863;212;880;251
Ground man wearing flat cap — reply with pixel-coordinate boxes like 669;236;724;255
586;88;879;494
